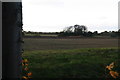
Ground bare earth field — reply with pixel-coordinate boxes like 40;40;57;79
23;38;118;51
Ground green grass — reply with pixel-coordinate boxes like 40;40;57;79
23;48;119;79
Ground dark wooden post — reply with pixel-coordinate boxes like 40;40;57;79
0;1;2;80
2;1;23;79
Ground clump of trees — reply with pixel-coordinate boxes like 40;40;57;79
59;24;120;38
59;24;94;37
60;24;87;36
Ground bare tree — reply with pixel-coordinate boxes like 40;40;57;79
63;26;74;33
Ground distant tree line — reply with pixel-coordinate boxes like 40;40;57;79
23;31;59;35
23;24;120;38
59;24;120;37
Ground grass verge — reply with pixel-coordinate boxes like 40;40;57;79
22;48;119;79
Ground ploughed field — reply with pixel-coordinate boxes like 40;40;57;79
23;38;118;51
23;38;119;79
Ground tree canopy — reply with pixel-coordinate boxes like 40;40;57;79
62;24;87;36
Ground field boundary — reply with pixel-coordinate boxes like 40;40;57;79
23;36;119;39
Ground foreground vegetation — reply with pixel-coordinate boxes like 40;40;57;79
23;48;119;79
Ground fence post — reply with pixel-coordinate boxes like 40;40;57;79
2;1;23;79
0;1;2;80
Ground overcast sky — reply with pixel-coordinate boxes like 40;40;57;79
22;0;119;32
